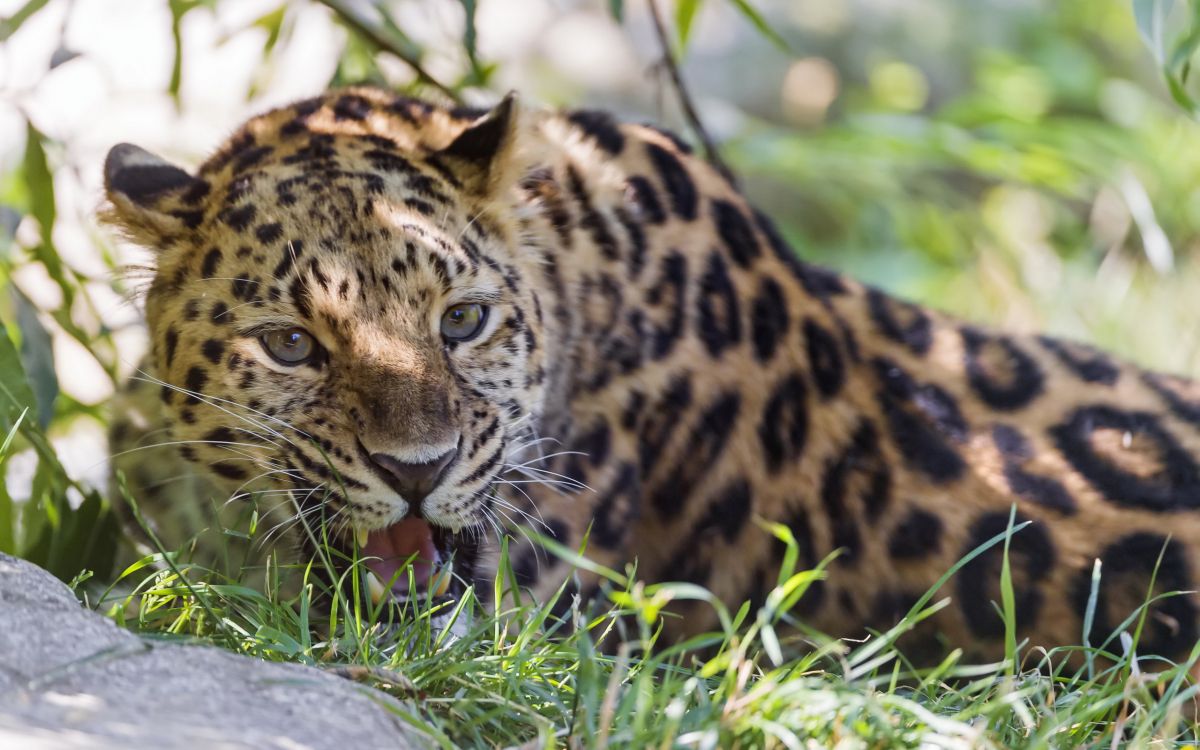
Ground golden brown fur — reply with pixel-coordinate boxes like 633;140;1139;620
104;87;1200;663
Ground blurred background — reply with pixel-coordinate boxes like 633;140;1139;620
1;0;1199;581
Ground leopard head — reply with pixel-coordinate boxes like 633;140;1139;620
102;90;547;601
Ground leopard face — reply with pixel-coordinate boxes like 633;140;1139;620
102;91;549;595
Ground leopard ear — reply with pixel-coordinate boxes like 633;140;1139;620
437;92;521;199
102;143;205;246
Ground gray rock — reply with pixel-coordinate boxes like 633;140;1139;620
0;553;430;749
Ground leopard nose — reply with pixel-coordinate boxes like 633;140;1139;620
368;447;456;503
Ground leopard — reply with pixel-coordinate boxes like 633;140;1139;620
101;86;1200;666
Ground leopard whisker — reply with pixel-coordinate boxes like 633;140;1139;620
504;410;536;430
121;425;175;446
476;506;505;543
257;488;336;548
483;497;551;575
192;276;266;288
226;468;314;504
500;463;586;483
138;471;217;492
218;470;309;516
503;450;587;469
132;370;310;447
121;453;286;499
456;209;484;242
500;463;593;493
487;490;549;533
495;475;586;501
503;435;562;458
232;485;318;496
106;439;279;467
214;298;274;318
129;378;296;448
291;487;351;539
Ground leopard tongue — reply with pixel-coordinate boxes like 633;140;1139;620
362;517;441;598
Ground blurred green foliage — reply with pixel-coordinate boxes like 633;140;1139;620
1135;0;1200;114
739;2;1197;321
1;0;1200;586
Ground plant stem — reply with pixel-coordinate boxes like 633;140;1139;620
646;0;737;185
317;0;460;102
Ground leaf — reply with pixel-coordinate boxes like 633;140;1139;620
0;409;26;555
19;457;59;566
1166;64;1200;114
675;0;704;53
608;0;624;22
166;0;214;104
1133;0;1178;64
0;205;19;260
0;206;18;238
375;7;425;63
466;61;498;88
760;622;783;665
22;122;55;252
168;0;188;104
253;5;287;56
1167;22;1200;88
726;0;788;51
0;0;51;42
459;0;477;63
1129;0;1200;116
0;474;14;556
998;505;1018;674
457;0;490;86
49;46;80;69
0;407;24;458
61;490;120;583
0;325;67;478
244;4;288;99
0;322;38;435
12;289;56;429
0;328;94;573
330;28;387;89
24;484;120;583
22;121;74;310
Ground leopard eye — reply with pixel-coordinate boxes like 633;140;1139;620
261;327;318;365
441;303;488;342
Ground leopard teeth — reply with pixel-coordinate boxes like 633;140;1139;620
356;528;369;549
432;563;453;598
366;570;386;604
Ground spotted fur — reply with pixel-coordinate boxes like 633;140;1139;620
104;88;1200;664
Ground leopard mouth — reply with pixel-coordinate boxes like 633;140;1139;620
356;518;458;603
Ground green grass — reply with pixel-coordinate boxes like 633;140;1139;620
4;359;1200;747
72;488;1200;749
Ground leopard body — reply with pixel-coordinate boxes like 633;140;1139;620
103;88;1200;661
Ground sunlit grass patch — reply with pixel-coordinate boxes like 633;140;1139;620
82;500;1200;749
